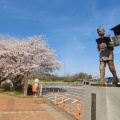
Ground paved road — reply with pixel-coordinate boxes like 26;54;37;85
42;84;85;105
41;84;85;119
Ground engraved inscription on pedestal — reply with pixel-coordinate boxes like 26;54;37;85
91;93;96;120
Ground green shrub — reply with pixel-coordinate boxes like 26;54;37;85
1;82;11;91
27;84;34;95
15;84;23;92
63;77;76;82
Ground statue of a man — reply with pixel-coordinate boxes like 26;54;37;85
96;27;119;84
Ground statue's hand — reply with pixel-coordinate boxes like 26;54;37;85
100;49;103;52
109;42;114;47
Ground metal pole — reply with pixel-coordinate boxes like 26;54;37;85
40;84;42;96
64;62;66;77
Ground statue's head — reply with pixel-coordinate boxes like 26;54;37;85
97;27;105;37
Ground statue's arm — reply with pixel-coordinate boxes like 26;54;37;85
97;44;100;51
109;37;114;47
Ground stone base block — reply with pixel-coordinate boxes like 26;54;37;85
82;86;120;120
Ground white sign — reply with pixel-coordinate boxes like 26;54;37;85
35;78;39;83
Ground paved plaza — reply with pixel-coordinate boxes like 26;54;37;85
0;93;71;120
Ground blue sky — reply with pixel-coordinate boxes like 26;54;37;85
0;0;120;78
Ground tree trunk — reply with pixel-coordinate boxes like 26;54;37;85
23;73;28;96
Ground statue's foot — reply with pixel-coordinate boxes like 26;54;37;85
113;77;119;85
99;81;104;84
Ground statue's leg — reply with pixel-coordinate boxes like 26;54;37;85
108;60;119;84
99;61;106;83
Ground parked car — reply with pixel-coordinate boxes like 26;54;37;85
90;79;100;84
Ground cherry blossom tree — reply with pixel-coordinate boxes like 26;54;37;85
0;35;61;95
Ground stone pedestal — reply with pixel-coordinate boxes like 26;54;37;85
82;85;120;120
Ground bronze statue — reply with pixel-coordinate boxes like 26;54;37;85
96;27;119;84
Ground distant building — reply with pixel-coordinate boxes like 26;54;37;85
105;77;114;84
90;78;100;84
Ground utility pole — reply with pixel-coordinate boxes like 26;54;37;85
64;62;66;77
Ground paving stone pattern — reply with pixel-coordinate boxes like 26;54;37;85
0;94;71;120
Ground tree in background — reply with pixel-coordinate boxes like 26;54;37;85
73;72;92;80
0;35;61;95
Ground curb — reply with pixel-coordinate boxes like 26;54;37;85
47;99;78;120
